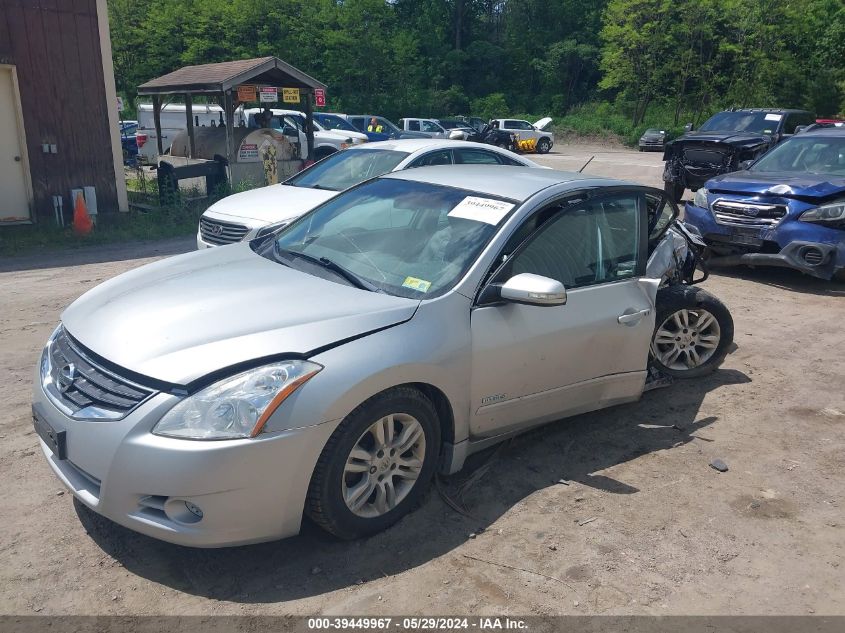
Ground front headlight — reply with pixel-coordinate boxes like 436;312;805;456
254;220;292;239
693;188;709;209
800;199;845;226
153;361;322;440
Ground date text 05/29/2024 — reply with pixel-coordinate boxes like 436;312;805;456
307;617;528;631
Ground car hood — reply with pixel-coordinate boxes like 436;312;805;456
315;127;368;142
202;184;337;226
669;131;770;148
534;117;553;131
707;171;845;200
61;245;420;386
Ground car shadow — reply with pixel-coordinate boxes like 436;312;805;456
75;368;750;604
0;236;194;273
708;266;844;297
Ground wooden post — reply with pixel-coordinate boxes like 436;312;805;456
304;88;315;162
185;93;195;159
153;95;163;156
223;90;235;184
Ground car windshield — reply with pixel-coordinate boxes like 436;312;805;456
750;136;845;175
284;149;410;191
270;178;516;298
698;112;783;134
644;129;663;135
439;121;462;129
315;114;359;133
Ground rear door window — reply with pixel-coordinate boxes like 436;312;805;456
457;149;504;165
409;150;453;167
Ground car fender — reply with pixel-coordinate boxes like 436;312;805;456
262;292;473;452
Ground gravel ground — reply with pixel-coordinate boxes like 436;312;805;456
0;143;843;617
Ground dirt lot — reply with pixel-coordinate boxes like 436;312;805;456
1;143;843;617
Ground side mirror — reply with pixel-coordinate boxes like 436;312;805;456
684;122;693;132
282;125;298;137
794;125;807;134
500;273;567;306
739;159;754;170
448;130;464;140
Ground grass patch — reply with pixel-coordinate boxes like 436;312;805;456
1;174;261;258
0;203;207;258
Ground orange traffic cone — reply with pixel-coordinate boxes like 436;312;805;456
72;192;93;236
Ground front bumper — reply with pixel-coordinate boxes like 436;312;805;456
33;373;335;547
685;202;845;280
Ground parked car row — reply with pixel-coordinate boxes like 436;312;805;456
124;104;556;163
644;106;844;281
683;126;845;281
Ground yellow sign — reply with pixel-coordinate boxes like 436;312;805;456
237;85;257;102
282;88;300;103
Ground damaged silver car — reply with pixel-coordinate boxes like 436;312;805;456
33;166;733;547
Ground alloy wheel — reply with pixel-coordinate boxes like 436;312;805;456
652;308;721;371
342;413;426;518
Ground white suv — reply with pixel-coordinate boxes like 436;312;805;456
490;117;554;153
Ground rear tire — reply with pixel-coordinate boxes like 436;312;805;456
664;181;685;203
651;285;733;378
305;387;440;539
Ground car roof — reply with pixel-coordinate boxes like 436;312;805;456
722;108;812;114
794;127;845;137
382;165;633;201
350;138;498;153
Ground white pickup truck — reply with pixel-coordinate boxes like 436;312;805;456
243;108;367;160
137;103;245;162
490;117;554;153
397;118;450;138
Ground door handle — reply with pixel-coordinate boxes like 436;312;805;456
617;308;651;325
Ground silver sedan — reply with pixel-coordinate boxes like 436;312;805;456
33;166;733;546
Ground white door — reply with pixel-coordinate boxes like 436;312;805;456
0;66;31;223
470;191;656;438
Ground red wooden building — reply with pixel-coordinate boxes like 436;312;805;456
0;0;127;226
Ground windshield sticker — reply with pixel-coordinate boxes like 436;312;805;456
448;196;514;225
402;276;432;292
764;113;783;122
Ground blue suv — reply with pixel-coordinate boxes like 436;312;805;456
684;127;845;280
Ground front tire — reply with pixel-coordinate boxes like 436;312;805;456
536;138;551;154
651;285;734;378
305;387;440;539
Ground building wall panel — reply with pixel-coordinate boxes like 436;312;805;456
0;0;119;222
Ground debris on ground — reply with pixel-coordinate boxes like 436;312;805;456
710;459;729;472
578;517;597;526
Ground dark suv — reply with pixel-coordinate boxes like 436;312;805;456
663;109;815;201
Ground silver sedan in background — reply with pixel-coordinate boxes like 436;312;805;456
34;166;733;546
